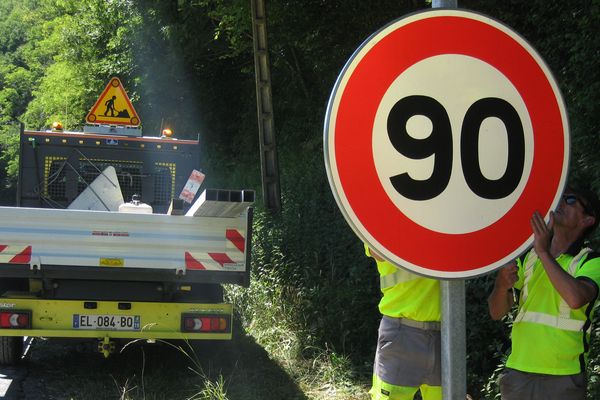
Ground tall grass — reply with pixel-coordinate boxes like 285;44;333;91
115;339;230;400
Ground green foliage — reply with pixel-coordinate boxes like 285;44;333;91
466;275;511;399
227;145;381;360
587;322;600;400
21;0;142;130
22;61;88;130
0;121;20;204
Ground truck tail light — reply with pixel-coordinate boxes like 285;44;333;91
0;310;31;329
181;314;230;333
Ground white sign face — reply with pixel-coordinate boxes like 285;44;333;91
373;54;534;234
324;10;569;278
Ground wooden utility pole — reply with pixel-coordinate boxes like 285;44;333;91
250;0;281;213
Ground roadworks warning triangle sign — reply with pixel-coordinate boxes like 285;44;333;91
86;77;141;126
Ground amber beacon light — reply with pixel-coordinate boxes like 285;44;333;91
51;121;64;132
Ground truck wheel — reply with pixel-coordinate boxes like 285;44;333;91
0;336;23;365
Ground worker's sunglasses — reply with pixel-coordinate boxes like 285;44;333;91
563;194;595;217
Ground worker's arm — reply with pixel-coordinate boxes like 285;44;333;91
488;261;518;320
364;243;385;262
531;211;598;309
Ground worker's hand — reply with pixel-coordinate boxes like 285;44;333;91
370;249;385;262
495;261;518;291
530;211;553;257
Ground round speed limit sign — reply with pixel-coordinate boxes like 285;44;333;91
324;9;569;278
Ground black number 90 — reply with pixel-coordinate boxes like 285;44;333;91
387;95;525;201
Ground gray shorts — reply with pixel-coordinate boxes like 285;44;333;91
499;368;586;400
373;315;441;387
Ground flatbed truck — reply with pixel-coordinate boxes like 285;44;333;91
0;125;253;363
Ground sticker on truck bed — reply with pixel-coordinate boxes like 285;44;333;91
99;258;125;267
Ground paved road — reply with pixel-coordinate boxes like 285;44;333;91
0;338;32;399
0;338;93;400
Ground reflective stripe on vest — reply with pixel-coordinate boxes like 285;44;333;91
515;311;585;332
514;247;591;332
380;268;420;290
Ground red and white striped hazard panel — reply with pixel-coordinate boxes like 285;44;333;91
185;229;246;271
0;245;32;264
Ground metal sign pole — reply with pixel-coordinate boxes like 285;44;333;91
441;280;467;399
432;2;465;400
432;0;457;7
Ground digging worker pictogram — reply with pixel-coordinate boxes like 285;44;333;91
103;95;117;117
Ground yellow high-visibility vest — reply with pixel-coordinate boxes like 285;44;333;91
507;247;600;375
365;245;440;322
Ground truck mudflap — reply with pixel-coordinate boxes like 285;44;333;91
0;298;233;341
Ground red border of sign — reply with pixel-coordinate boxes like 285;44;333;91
326;11;568;277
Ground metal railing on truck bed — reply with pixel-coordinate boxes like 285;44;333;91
0;194;253;287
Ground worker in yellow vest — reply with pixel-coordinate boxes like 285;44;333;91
488;186;600;400
366;244;442;400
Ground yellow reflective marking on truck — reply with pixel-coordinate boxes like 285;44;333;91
43;156;67;196
0;298;233;341
99;258;124;267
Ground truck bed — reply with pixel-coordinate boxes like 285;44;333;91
0;205;252;287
